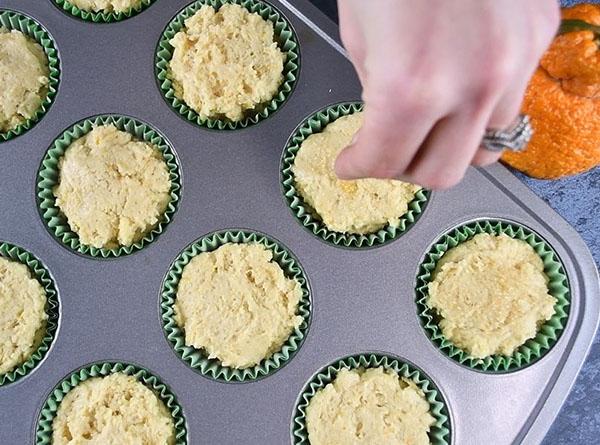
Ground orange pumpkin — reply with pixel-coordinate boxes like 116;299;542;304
502;4;600;179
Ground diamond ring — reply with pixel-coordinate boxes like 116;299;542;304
482;114;533;152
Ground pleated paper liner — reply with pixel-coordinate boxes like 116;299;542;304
292;353;451;444
51;0;156;22
0;242;59;387
37;114;182;258
0;10;60;142
281;101;430;249
160;229;311;382
155;0;300;130
35;361;187;444
416;219;570;373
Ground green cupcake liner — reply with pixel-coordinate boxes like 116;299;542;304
292;353;451;444
35;361;187;444
51;0;156;23
155;0;300;130
0;10;60;142
0;242;59;387
161;229;311;383
415;219;570;373
37;114;181;259
281;102;430;249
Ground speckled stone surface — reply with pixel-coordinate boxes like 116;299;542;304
308;0;600;442
520;167;600;445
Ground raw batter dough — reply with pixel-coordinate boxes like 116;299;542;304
68;0;142;13
52;373;175;445
168;4;285;121
174;242;303;368
0;28;49;133
427;233;557;358
292;112;421;234
53;124;171;249
0;257;47;375
306;367;435;445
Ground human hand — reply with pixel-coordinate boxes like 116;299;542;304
334;0;560;189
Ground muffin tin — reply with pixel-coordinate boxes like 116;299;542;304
0;0;598;443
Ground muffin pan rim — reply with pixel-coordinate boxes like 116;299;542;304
0;1;597;444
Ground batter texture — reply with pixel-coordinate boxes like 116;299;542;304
174;242;303;369
428;233;557;358
306;367;435;445
68;0;142;13
53;124;171;249
168;4;285;121
0;28;49;133
0;257;47;375
292;112;421;234
52;373;175;445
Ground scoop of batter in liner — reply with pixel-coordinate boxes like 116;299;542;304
52;373;175;445
174;242;303;369
68;0;143;13
306;367;435;445
427;233;557;358
292;112;421;234
168;4;285;121
0;28;49;133
53;124;172;249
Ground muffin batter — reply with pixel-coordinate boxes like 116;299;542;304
292;112;421;234
0;28;49;133
174;242;303;369
306;367;435;445
0;257;47;375
52;373;175;445
428;233;557;358
53;124;171;249
168;4;285;121
68;0;142;13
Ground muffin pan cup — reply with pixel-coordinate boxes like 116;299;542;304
0;1;598;444
160;229;312;383
0;9;60;142
37;114;182;259
35;361;187;444
292;353;451;444
155;0;300;130
51;0;156;22
0;242;59;387
280;101;430;249
416;219;571;373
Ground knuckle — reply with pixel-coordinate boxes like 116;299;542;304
363;156;402;179
485;56;515;88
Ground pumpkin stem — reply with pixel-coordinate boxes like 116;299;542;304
558;19;600;44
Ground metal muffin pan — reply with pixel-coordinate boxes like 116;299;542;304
0;0;598;443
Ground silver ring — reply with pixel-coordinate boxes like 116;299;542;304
482;114;533;153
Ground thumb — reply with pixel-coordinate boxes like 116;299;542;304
334;104;430;180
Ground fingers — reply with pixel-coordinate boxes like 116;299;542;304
403;108;491;189
471;149;502;167
473;61;536;167
334;99;437;180
338;1;367;84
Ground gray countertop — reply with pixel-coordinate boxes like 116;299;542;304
307;0;600;443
